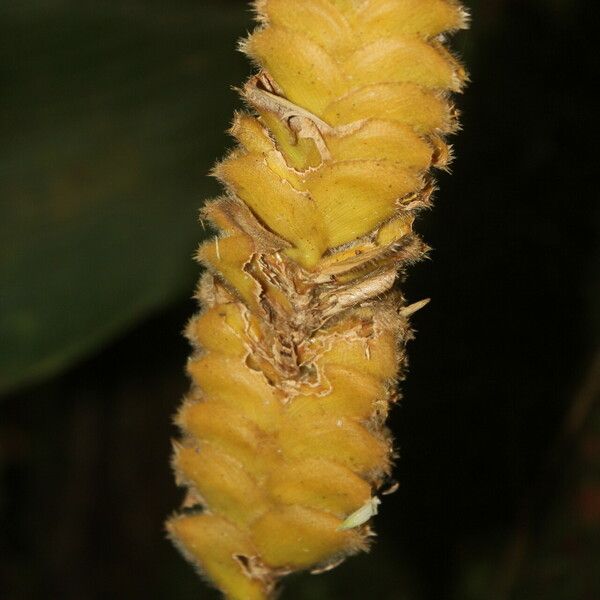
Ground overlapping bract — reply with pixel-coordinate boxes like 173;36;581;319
167;1;467;598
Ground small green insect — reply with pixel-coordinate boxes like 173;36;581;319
338;497;381;531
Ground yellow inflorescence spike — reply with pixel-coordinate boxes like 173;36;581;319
167;0;467;598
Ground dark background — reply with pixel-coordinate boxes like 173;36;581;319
1;1;598;598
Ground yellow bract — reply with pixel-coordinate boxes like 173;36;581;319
258;110;322;170
168;514;268;600
177;402;278;478
198;233;259;306
287;365;385;421
169;0;466;597
306;160;420;248
345;36;462;91
251;505;363;569
216;153;327;267
263;0;353;55
267;458;371;517
187;355;283;432
175;444;270;526
247;27;346;115
322;82;451;130
279;416;390;476
352;0;467;39
186;304;248;358
324;119;432;168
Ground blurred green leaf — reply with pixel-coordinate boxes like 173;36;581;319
0;1;250;394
